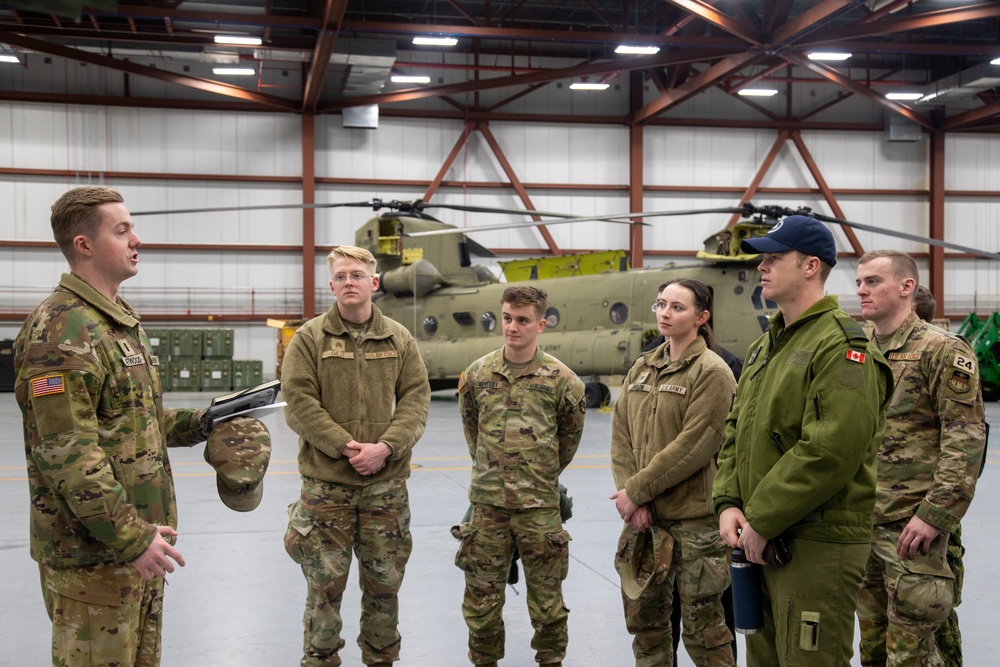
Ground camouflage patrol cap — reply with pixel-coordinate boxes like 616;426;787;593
205;417;271;512
614;524;674;600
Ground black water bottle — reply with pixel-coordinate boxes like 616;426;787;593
730;547;764;634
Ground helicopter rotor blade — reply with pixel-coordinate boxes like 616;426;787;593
131;200;392;217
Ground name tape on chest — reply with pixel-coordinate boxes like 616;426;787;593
122;354;145;367
528;383;553;393
31;375;65;397
365;351;398;360
322;349;355;359
627;383;652;392
888;352;921;361
658;384;687;395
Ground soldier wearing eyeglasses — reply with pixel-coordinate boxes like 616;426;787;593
281;245;431;667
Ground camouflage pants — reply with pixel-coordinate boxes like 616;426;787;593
284;476;413;667
454;504;570;665
748;539;868;667
935;526;964;667
39;560;164;667
857;520;955;667
621;515;734;667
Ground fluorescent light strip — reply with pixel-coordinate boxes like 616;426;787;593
391;75;431;84
737;88;778;97
569;82;609;91
885;92;922;101
992;57;1000;65
413;37;458;46
808;52;852;61
213;67;256;76
0;54;19;63
615;45;660;55
214;35;263;46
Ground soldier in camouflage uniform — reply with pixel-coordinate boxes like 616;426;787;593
456;285;586;667
854;250;986;667
13;187;208;667
612;279;736;667
282;245;431;667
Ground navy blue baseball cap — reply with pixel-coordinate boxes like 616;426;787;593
740;215;837;266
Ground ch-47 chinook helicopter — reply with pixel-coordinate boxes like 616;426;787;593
134;199;1000;407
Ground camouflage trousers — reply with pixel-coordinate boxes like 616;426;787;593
936;526;965;667
748;539;868;667
621;514;734;667
284;476;413;667
454;504;571;665
39;560;164;667
857;519;955;667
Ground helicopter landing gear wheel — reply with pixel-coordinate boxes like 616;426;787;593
584;382;610;408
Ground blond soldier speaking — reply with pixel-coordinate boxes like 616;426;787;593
282;245;431;667
455;285;586;667
855;250;986;666
14;187;208;666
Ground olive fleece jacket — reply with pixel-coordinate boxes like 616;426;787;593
282;303;431;485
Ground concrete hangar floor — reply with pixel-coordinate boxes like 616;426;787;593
1;391;997;667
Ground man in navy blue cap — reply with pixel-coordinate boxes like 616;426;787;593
713;215;893;667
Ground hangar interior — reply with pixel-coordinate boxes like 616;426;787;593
2;1;1000;665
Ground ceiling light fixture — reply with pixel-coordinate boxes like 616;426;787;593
412;37;458;47
214;35;263;46
0;54;19;64
885;92;922;101
569;82;610;91
737;88;778;97
992;57;1000;65
391;74;431;84
213;67;256;76
808;51;852;61
615;45;660;55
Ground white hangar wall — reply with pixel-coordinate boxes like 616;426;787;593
2;100;1000;368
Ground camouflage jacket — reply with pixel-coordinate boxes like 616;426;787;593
713;296;893;544
459;347;586;510
873;312;986;531
14;273;206;567
282;303;430;485
612;337;737;522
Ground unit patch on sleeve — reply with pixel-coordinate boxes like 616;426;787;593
948;370;972;394
32;375;65;397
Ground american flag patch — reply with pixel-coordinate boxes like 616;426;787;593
32;375;65;397
846;349;866;364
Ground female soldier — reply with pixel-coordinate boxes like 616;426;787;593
611;278;737;666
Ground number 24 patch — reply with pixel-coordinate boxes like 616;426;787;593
953;353;976;374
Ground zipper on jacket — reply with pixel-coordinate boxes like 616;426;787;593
813;394;821;421
770;432;786;455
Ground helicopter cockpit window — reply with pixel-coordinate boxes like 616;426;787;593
609;302;628;326
545;307;560;328
423;316;438;336
481;311;497;332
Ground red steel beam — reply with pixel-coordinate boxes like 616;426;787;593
726;131;790;227
0;31;299;111
929;131;945;316
800;2;1000;43
789;131;865;256
663;0;761;44
785;53;933;130
631;52;762;124
423;123;475;202
940;101;1000;132
629;71;645;268
302;0;348;113
302;113;317;318
477;123;560;256
770;0;863;46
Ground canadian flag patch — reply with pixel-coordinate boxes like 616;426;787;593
846;349;866;364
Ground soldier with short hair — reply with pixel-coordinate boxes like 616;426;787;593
855;250;986;667
455;285;586;667
282;245;431;667
13;186;209;666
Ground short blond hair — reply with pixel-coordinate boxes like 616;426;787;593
328;245;377;277
50;187;124;259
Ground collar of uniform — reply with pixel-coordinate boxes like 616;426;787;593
644;335;706;370
322;303;390;339
769;294;840;338
490;346;549;379
59;272;140;328
878;311;920;352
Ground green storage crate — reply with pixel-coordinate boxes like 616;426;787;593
156;358;171;392
202;328;235;359
231;359;264;390
201;359;233;392
171;329;203;359
170;357;202;392
144;327;171;359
